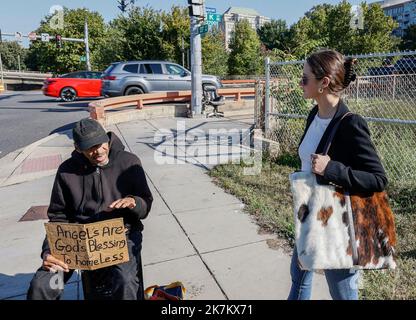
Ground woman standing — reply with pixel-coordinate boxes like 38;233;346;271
288;49;388;300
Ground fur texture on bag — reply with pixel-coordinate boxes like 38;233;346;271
290;171;396;270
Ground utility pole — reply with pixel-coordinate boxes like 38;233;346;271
181;37;185;67
17;55;21;72
0;53;4;83
188;0;205;116
84;20;91;71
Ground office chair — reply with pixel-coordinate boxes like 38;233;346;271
202;85;225;118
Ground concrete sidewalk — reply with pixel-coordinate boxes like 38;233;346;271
0;114;331;300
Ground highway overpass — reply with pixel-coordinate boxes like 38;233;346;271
0;70;52;90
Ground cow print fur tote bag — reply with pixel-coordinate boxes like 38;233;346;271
289;113;397;270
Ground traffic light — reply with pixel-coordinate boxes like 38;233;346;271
118;0;135;13
188;0;205;19
118;0;127;12
55;34;62;48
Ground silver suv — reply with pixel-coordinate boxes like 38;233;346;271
101;60;222;96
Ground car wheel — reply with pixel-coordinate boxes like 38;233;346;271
125;86;144;95
60;87;77;102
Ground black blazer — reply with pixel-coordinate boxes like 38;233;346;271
298;100;387;193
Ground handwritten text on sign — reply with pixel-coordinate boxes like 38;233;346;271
45;218;129;270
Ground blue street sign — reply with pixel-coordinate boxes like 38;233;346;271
205;7;216;13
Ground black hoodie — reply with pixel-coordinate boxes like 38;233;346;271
41;132;153;255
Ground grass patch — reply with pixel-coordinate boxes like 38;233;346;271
209;157;416;300
210;158;296;245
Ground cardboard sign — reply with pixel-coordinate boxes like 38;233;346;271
44;218;129;270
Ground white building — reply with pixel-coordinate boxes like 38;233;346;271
374;0;416;37
219;7;271;50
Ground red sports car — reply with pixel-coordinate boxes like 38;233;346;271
42;71;103;102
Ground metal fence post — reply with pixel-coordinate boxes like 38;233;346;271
356;78;359;102
254;80;258;128
265;57;270;135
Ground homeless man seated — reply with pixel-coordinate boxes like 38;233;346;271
27;118;153;300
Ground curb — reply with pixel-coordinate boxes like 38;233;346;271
13;133;60;164
0;133;61;187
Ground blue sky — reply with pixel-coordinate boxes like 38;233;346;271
1;0;366;41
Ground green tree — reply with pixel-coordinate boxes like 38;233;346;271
353;3;399;54
401;24;416;51
94;23;126;71
201;26;228;76
279;1;399;59
228;19;262;76
109;6;164;61
161;6;190;65
305;4;331;45
257;19;289;51
286;17;327;59
0;41;28;70
26;8;106;74
326;1;356;54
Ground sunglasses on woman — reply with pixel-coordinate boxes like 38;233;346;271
301;76;319;86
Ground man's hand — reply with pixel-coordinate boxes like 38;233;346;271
311;153;331;176
42;251;69;273
107;197;136;212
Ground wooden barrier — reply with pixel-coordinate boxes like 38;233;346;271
221;79;256;84
89;88;255;124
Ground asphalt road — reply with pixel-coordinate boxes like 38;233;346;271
0;91;97;159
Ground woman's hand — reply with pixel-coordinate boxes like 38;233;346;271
311;153;330;176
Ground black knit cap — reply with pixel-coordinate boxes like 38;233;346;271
73;118;109;151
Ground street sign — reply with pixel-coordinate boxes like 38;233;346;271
15;32;23;41
206;13;222;22
207;21;218;27
198;24;209;35
28;32;37;41
41;33;50;42
80;56;87;62
205;7;216;13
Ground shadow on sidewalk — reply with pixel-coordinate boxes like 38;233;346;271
0;272;34;300
49;122;77;135
0;272;83;300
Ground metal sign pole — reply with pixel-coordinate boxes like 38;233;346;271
190;16;203;116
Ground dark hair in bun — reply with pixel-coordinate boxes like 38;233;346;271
344;58;357;88
307;49;357;96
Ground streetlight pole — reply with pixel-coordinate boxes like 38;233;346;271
0;53;4;83
84;20;91;71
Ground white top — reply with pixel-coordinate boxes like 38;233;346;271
299;114;333;172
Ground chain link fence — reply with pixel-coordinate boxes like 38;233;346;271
256;51;416;184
